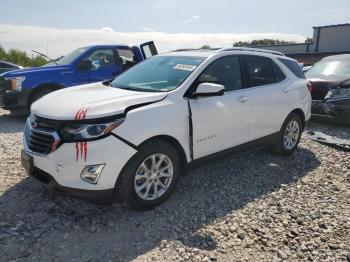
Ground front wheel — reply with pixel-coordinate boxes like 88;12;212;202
272;113;302;156
116;139;181;210
29;89;54;108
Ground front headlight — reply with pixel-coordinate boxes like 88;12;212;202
61;118;124;141
325;87;350;100
5;76;26;91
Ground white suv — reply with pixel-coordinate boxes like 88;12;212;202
21;48;311;209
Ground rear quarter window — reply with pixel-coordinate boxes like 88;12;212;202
278;58;306;79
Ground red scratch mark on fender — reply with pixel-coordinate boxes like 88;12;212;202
84;142;87;162
75;142;79;162
74;107;89;162
80;142;84;159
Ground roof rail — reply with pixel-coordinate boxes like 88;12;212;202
169;48;219;52
216;47;285;56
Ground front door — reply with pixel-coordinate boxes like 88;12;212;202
140;41;158;59
189;56;253;159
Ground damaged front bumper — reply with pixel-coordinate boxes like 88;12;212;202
311;98;350;124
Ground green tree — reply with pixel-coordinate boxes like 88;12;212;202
233;39;296;47
305;37;313;43
0;45;48;67
200;45;211;49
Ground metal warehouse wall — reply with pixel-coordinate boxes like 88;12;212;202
243;23;350;61
317;25;350;52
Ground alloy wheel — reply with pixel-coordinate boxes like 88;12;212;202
283;120;300;150
134;154;174;201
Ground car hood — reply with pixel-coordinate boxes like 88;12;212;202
1;65;70;77
31;83;167;120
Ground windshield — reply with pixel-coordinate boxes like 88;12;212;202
44;47;87;66
111;56;204;92
306;59;350;76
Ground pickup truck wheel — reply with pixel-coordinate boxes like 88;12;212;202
272;113;302;156
29;89;53;108
117;140;180;210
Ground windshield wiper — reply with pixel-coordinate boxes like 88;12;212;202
32;50;59;65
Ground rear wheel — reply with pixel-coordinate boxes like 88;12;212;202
272;113;302;156
117;139;181;210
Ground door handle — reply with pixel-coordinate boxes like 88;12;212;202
237;96;251;103
282;87;292;93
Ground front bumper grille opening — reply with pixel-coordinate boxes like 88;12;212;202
31;168;53;184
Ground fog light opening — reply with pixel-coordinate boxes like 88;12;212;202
80;164;105;184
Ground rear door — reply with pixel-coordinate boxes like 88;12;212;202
140;41;158;59
241;55;295;139
83;48;123;83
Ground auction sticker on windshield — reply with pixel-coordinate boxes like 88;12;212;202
174;64;197;71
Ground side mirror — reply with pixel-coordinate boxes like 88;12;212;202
77;59;92;70
191;83;225;98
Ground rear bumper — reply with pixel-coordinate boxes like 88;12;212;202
30;167;114;204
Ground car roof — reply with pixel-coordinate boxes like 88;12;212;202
80;44;132;49
161;47;292;60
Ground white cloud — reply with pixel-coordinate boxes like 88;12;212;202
140;27;157;32
182;15;201;24
0;24;306;58
101;27;114;33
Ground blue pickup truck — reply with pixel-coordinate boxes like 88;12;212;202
0;41;158;112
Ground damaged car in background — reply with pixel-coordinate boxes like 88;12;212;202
306;54;350;124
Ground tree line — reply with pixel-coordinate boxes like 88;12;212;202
201;37;313;49
0;45;48;67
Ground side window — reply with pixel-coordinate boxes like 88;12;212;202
116;48;137;69
85;49;116;70
244;56;274;87
198;56;242;92
278;58;306;79
272;62;286;82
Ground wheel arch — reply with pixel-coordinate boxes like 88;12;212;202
137;135;189;171
28;82;65;107
289;108;306;130
113;134;189;202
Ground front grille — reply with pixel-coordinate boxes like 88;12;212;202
28;129;55;154
30;115;61;132
310;81;331;100
24;115;61;155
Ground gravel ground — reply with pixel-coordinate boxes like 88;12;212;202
0;108;349;262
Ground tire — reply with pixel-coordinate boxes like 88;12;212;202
116;139;181;210
272;113;302;156
29;89;54;108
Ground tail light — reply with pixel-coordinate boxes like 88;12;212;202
307;82;313;93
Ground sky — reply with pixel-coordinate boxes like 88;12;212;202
0;0;349;58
